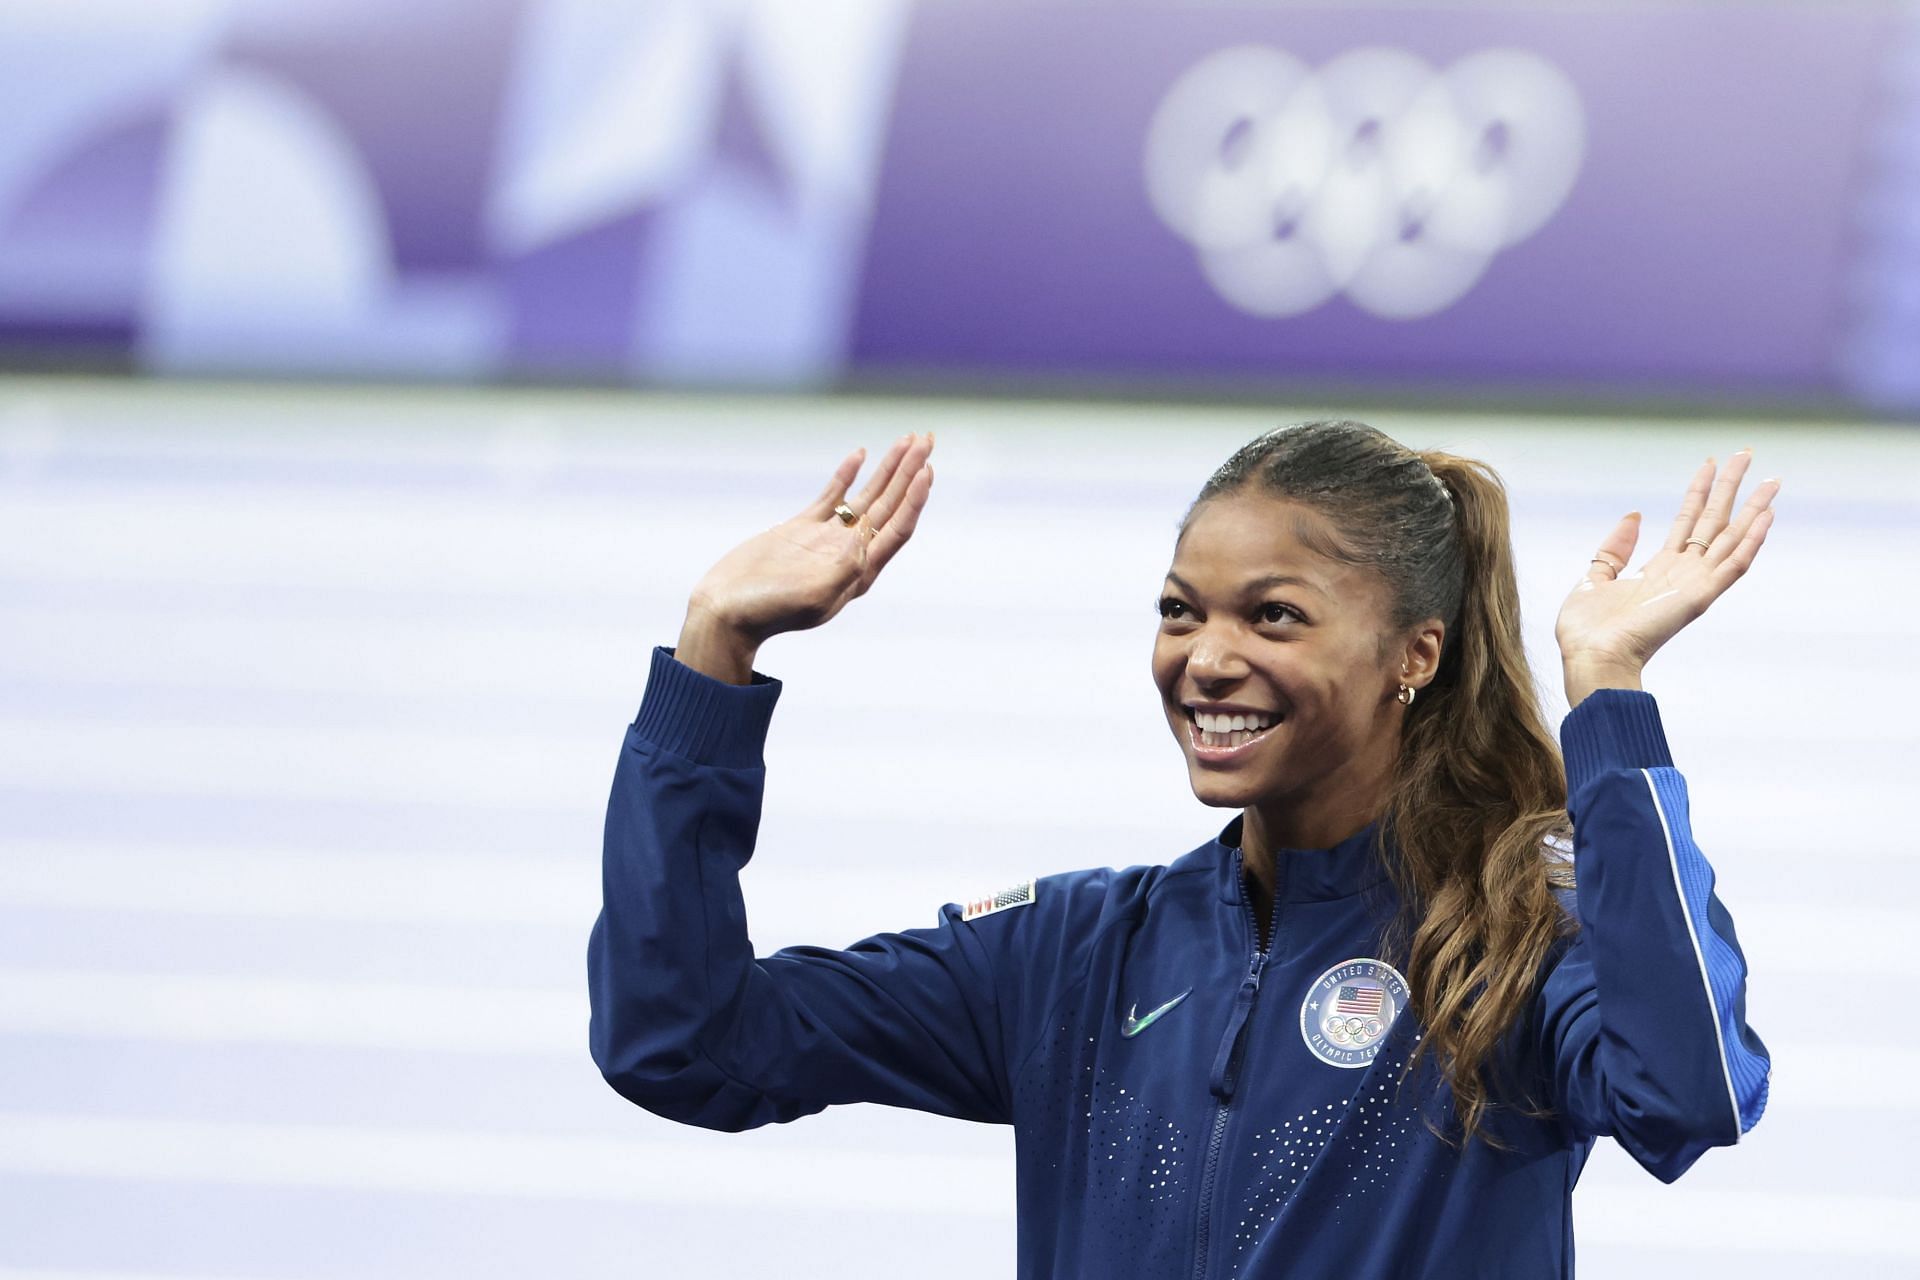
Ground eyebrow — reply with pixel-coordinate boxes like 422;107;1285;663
1163;571;1326;598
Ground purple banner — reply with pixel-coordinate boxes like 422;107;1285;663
850;5;1895;399
0;2;1914;409
0;1;910;384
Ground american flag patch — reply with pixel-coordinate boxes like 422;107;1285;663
962;879;1036;921
1336;985;1384;1016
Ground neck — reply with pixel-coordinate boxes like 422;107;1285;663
1243;801;1380;858
1238;739;1397;895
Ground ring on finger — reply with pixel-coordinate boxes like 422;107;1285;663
832;502;859;527
1684;536;1712;552
1590;554;1622;574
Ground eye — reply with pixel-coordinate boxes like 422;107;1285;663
1156;596;1190;620
1260;601;1304;624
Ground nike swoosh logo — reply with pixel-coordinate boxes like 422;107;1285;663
1121;988;1194;1038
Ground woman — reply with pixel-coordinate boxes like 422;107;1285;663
588;420;1774;1278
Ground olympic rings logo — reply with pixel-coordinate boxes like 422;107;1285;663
1323;1014;1387;1046
1143;46;1586;320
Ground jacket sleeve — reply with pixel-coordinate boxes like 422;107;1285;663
587;644;1014;1131
1537;688;1771;1182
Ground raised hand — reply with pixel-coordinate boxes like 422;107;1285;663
676;432;936;684
1554;450;1778;706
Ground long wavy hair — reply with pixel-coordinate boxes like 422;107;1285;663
1182;419;1575;1146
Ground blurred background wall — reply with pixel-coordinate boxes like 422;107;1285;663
4;0;1919;409
2;2;1917;1278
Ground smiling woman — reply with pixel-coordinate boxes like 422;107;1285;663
588;420;1776;1279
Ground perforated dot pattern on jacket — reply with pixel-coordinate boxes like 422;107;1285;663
1226;1050;1424;1276
1017;1021;1193;1264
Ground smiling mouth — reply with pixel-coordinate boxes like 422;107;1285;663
1184;707;1284;754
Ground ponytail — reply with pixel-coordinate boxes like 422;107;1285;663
1383;452;1572;1147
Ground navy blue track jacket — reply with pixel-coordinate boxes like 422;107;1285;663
588;645;1771;1278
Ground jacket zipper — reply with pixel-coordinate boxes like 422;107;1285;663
1190;847;1275;1280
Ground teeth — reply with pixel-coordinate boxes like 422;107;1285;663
1193;710;1276;733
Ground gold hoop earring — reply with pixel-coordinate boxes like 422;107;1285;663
1397;684;1415;706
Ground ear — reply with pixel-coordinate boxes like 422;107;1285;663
1396;618;1446;691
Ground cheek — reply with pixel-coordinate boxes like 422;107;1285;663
1319;671;1390;733
1149;640;1179;693
1285;664;1376;729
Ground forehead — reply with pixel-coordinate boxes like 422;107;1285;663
1168;492;1373;598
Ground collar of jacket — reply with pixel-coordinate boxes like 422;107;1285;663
1202;812;1395;905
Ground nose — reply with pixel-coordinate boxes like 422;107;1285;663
1184;625;1251;687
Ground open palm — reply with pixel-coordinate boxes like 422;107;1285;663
1555;450;1779;678
689;432;936;644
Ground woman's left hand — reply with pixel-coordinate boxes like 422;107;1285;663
1555;449;1779;706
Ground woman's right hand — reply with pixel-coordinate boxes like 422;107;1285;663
675;432;936;684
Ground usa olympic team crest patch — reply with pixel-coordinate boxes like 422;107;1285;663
1300;957;1409;1068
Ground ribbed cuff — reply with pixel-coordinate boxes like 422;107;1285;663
1560;688;1674;796
630;644;782;768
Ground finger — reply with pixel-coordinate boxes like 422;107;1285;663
1662;458;1716;552
849;433;915;514
806;447;866;519
864;432;934;531
1586;510;1641;582
859;463;933;590
1688;448;1754;547
1713;505;1774;587
1705;475;1779;564
859;467;931;593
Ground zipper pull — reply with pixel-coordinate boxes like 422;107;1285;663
1209;953;1271;1101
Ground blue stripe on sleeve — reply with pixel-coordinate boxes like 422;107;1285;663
1643;767;1772;1136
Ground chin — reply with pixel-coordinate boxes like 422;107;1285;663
1185;768;1271;810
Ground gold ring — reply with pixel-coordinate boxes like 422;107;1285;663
833;502;858;527
1684;536;1712;552
1590;555;1621;574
